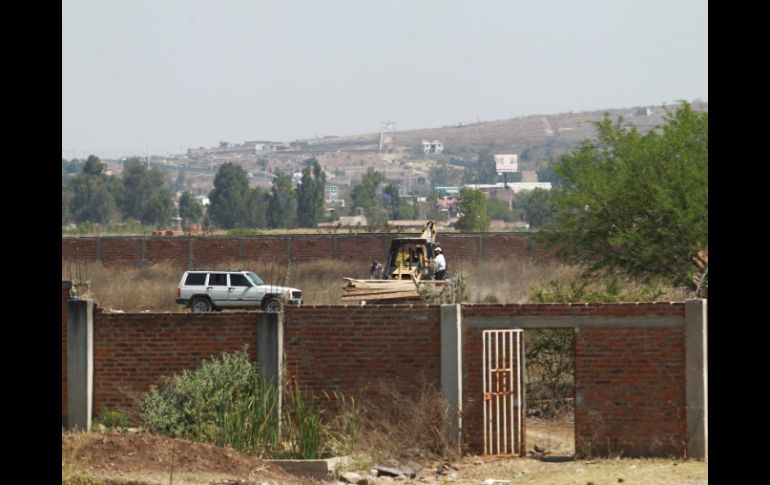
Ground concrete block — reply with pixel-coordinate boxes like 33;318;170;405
266;456;348;481
685;299;708;461
66;299;94;431
440;304;462;450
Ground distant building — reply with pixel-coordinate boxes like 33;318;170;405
422;140;444;154
435;186;460;197
635;107;653;116
464;182;552;193
325;185;338;203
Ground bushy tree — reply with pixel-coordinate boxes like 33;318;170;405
296;158;326;228
455;188;490;232
467;150;498;184
429;162;464;187
119;158;174;226
486;198;521;222
543;102;708;292
267;171;297;229
246;186;270;228
178;191;203;229
68;155;119;224
514;188;554;228
350;168;385;214
208;162;250;229
382;183;400;220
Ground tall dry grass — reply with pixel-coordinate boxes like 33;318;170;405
62;257;687;312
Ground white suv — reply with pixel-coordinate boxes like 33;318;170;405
176;270;303;313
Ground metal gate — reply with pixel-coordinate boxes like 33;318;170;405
483;329;525;456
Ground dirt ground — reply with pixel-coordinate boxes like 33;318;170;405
63;422;707;485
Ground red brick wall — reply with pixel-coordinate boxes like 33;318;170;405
62;238;97;261
145;239;190;268
291;237;336;262
243;237;290;263
283;305;441;397
460;303;686;457
481;234;529;261
191;238;242;267
62;233;553;268
438;235;480;263
336;235;388;263
574;325;686;457
99;239;142;266
63;298;690;458
91;311;259;419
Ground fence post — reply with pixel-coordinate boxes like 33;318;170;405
257;311;284;440
67;299;94;431
441;304;463;451
685;299;708;461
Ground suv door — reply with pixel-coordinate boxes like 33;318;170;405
206;272;230;306
227;273;259;305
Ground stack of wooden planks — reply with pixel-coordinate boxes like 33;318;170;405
341;277;447;302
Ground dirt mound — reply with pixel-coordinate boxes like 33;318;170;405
63;430;320;485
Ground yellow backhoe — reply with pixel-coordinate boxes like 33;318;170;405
341;220;449;302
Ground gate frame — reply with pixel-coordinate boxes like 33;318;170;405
482;329;525;457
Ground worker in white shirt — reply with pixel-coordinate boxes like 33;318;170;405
433;247;447;280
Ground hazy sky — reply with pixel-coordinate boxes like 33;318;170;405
62;0;708;159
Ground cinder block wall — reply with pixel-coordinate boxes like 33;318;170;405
62;233;552;268
460;302;687;457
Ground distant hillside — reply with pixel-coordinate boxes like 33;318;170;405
291;100;708;168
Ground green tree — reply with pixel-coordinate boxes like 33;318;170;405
246;187;270;228
267;171;297;229
178;191;203;229
296;159;326;228
68;155;118;224
514;188;554;228
208;162;250;229
486;198;521;222
119;158;174;225
350;168;385;215
382;183;400;220
455;188;490;232
476;150;499;184
543;102;708;291
429;162;464;187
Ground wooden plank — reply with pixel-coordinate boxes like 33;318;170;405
341;290;421;301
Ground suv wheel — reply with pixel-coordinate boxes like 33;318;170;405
263;297;283;313
191;297;213;312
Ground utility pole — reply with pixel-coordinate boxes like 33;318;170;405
379;121;396;153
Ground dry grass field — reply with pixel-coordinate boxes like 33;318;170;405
62;258;690;312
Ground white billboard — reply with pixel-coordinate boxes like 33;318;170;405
495;154;518;173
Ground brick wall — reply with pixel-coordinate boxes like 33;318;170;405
460;303;687;457
283;305;441;397
574;325;686;457
61;295;694;459
92;311;260;419
62;233;551;268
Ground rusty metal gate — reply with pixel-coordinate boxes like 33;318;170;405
483;329;525;456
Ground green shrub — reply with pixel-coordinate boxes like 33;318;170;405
139;348;332;458
140;349;279;456
93;408;131;431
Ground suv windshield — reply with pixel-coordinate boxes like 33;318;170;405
246;272;264;286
